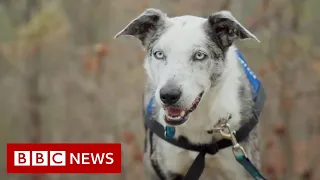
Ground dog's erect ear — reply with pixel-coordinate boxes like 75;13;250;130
207;11;259;48
114;8;167;46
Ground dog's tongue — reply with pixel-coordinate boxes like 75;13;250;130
167;108;183;117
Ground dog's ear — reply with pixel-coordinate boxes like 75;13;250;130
207;11;259;49
114;8;167;46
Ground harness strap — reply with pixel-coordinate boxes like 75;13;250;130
149;131;166;180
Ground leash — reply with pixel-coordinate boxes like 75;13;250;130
144;49;267;180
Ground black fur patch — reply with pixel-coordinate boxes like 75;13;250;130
204;12;254;52
203;22;227;53
119;9;167;46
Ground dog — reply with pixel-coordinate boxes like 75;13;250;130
115;9;262;180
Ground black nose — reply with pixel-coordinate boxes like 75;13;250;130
160;85;182;105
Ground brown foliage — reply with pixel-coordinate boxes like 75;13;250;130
1;0;320;180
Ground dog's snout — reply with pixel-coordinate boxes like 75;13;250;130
160;85;182;105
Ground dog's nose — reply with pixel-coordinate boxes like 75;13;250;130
160;85;182;105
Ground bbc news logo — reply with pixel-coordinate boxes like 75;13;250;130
7;143;121;173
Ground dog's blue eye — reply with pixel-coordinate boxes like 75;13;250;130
154;51;165;60
194;52;207;61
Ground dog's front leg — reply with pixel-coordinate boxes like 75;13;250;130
160;141;193;177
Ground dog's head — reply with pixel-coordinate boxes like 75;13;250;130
115;9;258;126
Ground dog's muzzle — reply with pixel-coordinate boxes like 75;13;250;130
164;92;204;126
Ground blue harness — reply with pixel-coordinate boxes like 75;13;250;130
144;49;266;180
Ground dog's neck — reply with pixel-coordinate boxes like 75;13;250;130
159;46;244;144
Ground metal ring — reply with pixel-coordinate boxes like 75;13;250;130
219;129;232;139
232;145;248;158
219;124;232;138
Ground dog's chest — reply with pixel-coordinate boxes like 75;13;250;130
159;140;248;180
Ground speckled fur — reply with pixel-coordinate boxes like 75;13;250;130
116;9;262;180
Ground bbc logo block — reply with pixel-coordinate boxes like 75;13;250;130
7;143;121;174
14;151;66;166
50;151;66;166
14;151;30;166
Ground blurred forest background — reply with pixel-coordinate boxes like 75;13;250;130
1;0;320;180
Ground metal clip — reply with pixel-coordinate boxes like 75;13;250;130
218;123;248;158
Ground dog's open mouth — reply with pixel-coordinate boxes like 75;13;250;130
164;92;204;126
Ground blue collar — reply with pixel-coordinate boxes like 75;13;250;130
236;49;261;99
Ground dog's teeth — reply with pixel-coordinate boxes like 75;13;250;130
171;116;181;120
166;115;182;120
180;111;185;117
